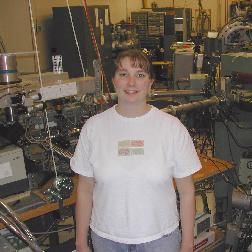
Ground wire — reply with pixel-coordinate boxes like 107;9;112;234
183;0;187;8
80;0;112;101
28;0;42;86
214;109;252;193
227;116;252;130
0;93;10;100
34;218;68;238
219;107;252;130
218;110;252;149
28;0;59;181
32;225;75;235
66;0;86;77
212;141;247;194
0;35;6;52
199;154;248;195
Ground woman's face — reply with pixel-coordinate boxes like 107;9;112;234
112;57;153;106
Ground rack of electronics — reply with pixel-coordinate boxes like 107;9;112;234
131;8;192;61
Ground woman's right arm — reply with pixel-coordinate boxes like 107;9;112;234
75;175;94;252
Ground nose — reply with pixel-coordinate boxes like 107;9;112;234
128;75;136;86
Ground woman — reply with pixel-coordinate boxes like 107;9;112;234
71;49;201;252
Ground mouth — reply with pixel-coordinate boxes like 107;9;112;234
124;90;138;95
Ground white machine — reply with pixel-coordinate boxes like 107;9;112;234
0;144;28;197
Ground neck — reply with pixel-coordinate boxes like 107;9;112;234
115;103;151;118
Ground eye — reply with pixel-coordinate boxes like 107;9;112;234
117;71;128;77
136;72;146;78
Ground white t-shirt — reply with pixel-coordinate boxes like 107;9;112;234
70;105;201;244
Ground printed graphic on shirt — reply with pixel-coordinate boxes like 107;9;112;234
118;140;144;156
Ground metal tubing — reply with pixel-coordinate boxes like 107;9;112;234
151;90;203;98
232;190;252;210
107;90;203;101
161;96;219;115
0;200;43;251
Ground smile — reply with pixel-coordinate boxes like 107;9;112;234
125;90;138;94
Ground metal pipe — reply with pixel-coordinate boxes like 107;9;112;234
0;200;43;252
107;90;203;101
0;200;36;242
151;90;203;98
232;189;252;210
42;142;73;159
0;54;19;84
50;144;73;159
161;96;219;115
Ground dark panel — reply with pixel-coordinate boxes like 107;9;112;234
0;178;29;198
52;6;112;83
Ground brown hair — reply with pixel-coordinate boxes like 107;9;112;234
112;49;154;79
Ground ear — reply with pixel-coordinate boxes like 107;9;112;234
112;78;118;91
149;78;154;89
147;79;154;98
112;77;116;87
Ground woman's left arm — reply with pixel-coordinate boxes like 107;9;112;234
175;175;195;252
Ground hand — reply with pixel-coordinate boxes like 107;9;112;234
76;244;92;252
180;249;193;252
179;244;193;252
76;247;91;252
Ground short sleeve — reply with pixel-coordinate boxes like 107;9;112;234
172;119;201;178
70;121;94;177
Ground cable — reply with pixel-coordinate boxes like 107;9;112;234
28;0;59;181
220;108;252;130
0;93;10;100
44;110;58;178
218;112;252;149
80;0;112;101
199;154;248;195
183;0;187;8
238;213;252;251
32;225;75;235
214;111;252;193
212;141;247;195
0;35;7;52
66;0;86;77
27;0;42;86
33;219;71;240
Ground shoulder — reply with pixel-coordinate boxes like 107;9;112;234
151;106;189;135
80;106;114;137
152;106;182;125
86;106;114;126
